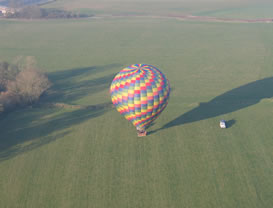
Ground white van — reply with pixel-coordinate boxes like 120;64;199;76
220;120;226;128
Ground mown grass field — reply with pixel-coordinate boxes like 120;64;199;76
1;1;273;207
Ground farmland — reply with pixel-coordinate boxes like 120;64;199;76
0;0;273;207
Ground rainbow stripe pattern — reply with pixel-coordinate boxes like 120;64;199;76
110;64;170;129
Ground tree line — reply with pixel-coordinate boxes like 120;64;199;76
5;5;92;19
0;57;51;114
0;0;92;19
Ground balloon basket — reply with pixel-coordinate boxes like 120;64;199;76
137;130;147;137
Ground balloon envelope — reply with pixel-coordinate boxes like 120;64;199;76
110;64;170;129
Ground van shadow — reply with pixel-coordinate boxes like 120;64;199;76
226;119;236;128
0;64;120;160
158;76;273;131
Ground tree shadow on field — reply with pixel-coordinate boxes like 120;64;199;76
0;64;120;161
45;64;121;103
153;76;273;132
0;103;112;161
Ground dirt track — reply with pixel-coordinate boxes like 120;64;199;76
167;14;273;23
101;14;273;23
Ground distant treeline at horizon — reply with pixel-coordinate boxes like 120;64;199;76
3;5;93;19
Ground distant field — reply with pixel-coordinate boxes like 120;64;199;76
44;0;273;19
1;1;273;207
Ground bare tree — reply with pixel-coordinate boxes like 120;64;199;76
0;61;9;91
0;61;19;92
7;67;51;105
0;57;51;113
0;91;18;111
0;104;3;113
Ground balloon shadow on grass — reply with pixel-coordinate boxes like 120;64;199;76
150;76;273;134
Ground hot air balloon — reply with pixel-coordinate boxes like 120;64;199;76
110;64;170;136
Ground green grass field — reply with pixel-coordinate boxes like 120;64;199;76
44;0;273;19
1;1;273;207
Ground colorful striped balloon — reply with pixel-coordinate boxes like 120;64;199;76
110;64;170;129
